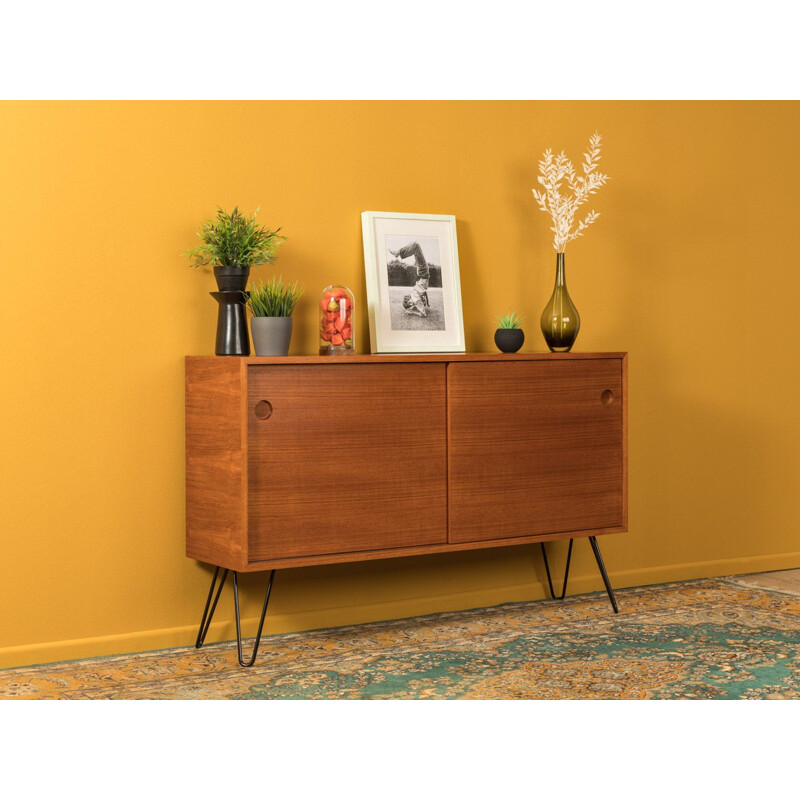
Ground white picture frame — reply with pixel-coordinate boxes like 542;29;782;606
361;211;465;354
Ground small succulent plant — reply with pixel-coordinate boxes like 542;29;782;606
495;310;526;330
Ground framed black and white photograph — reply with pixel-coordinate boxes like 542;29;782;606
361;211;465;353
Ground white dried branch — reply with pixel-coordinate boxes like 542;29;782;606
531;132;610;253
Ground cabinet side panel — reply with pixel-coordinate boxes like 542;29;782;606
621;353;628;531
185;358;246;568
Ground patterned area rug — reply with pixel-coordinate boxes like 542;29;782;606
2;577;800;699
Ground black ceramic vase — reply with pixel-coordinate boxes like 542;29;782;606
211;291;250;356
210;266;251;355
494;328;524;353
540;252;580;352
213;265;250;292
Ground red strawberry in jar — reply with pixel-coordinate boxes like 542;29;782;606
319;285;355;355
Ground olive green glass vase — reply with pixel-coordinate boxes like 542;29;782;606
540;252;580;352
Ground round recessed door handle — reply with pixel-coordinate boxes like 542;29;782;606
255;400;273;420
601;389;614;405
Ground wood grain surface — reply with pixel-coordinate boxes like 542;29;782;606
447;358;625;543
184;354;628;571
247;363;448;560
185;358;247;570
186;352;626;366
234;527;623;571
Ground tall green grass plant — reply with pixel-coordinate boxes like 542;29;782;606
247;277;302;317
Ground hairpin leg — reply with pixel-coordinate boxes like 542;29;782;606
540;536;619;613
233;569;277;667
540;539;573;600
589;536;619;614
196;566;229;648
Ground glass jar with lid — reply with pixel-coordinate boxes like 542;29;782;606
319;285;355;355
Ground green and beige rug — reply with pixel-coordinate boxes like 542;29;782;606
2;577;799;699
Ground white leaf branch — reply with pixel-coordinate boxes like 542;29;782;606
532;132;610;253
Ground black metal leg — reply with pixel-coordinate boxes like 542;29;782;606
540;539;573;600
196;566;229;648
233;569;277;668
540;542;556;598
589;536;619;614
540;537;618;613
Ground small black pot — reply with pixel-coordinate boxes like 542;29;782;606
494;328;524;353
213;265;250;292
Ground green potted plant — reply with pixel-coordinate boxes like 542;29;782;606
247;277;303;356
185;206;285;291
494;311;526;353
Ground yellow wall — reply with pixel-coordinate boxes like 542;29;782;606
2;101;800;668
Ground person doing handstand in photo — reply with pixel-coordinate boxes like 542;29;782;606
389;241;430;317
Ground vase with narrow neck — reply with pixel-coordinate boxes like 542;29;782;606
210;291;250;356
540;252;580;353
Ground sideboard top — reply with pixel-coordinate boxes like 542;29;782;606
186;352;627;366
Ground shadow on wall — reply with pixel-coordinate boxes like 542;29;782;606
454;219;487;349
225;546;557;630
630;382;775;569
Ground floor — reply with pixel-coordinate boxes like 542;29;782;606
733;568;800;593
5;572;800;699
3;567;800;699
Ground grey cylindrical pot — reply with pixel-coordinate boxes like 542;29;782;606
251;317;293;356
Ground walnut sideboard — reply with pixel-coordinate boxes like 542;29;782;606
186;352;627;665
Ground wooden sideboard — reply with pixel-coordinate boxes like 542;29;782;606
186;352;627;664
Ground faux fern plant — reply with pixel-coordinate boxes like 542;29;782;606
185;206;285;269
